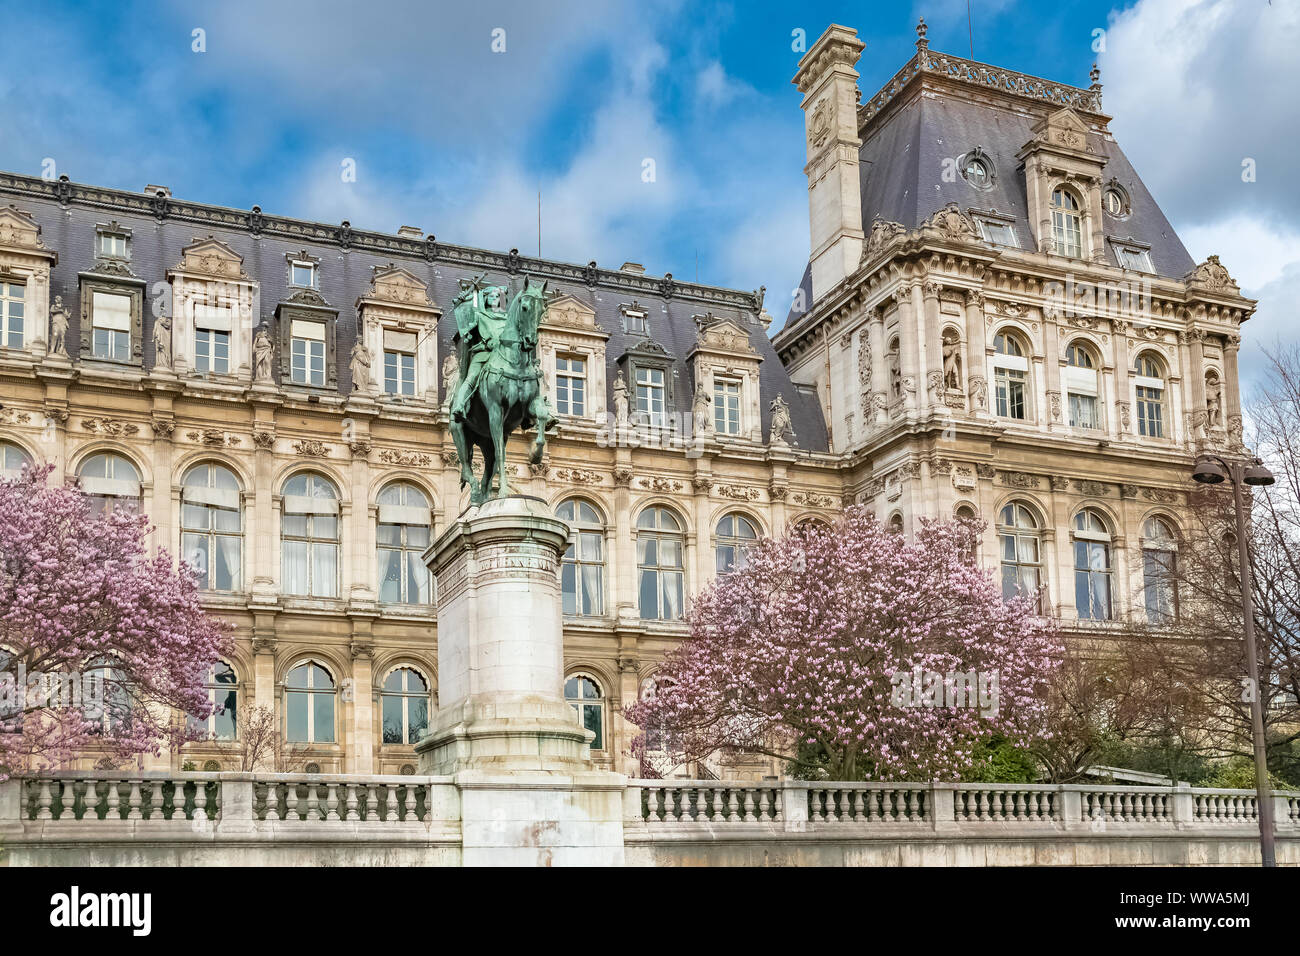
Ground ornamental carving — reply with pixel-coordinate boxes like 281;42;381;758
0;408;33;425
150;417;175;438
252;431;275;449
613;467;634;487
82;417;140;437
768;481;789;502
1050;476;1069;491
862;217;906;261
1000;471;1039;489
639;476;684;493
928;457;954;476
292;439;329;458
439;449;459;467
809;96;833;149
553;468;603;485
186;428;239;447
375;448;434;467
1184;255;1239;293
691;475;713;494
715;484;761;501
975;463;996;479
1076;481;1108;497
791;492;836;508
1141;488;1178;503
1120;484;1140;499
1048;390;1062;422
919;201;980;241
348;441;372;459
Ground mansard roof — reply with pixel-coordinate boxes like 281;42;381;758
0;171;828;451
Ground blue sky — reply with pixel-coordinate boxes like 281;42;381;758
2;0;1295;383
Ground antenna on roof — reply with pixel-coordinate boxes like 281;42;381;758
537;188;542;258
967;0;975;58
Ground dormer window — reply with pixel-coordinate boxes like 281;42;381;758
1114;243;1154;273
1051;188;1083;258
960;148;995;190
97;232;129;259
194;303;233;374
622;304;648;335
1;280;25;349
291;261;316;288
290;319;327;387
974;213;1018;248
1103;183;1131;219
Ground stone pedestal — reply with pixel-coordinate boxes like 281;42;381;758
416;495;626;865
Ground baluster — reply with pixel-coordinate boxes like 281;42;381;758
105;779;121;820
324;783;340;822
264;783;281;821
851;789;865;821
385;784;399;822
344;783;359;821
126;780;143;820
305;782;321;820
35;780;53;820
906;789;919;822
193;780;209;821
741;788;756;823
1012;791;1024;821
285;781;300;820
403;784;417;821
758;788;771;821
70;779;87;820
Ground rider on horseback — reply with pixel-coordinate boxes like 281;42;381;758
450;276;511;425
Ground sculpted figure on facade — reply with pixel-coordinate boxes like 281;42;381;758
692;381;712;437
769;393;796;446
349;340;372;392
441;352;460;406
252;324;274;383
888;341;901;399
153;313;172;369
1206;380;1223;429
612;369;629;425
48;295;69;357
942;332;962;390
968;375;987;411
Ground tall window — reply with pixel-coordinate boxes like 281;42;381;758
0;441;32;479
1073;509;1113;621
556;498;604;616
91;292;132;361
555;354;586;416
637;506;685;620
181;463;243;592
1134;353;1166;439
191;661;237;741
1065;341;1100;429
713;378;741;435
993;331;1028;420
285;662;335;744
1;280;25;348
194;304;232;373
998;502;1042;608
383;330;417;396
1142;517;1179;624
281;473;340;598
715;513;757;574
381;667;429;745
86;658;130;735
635;367;666;427
377;482;431;605
290;261;316;288
78;452;141;514
290;320;326;387
565;674;604;750
1051;188;1083;258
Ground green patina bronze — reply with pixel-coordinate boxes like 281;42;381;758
449;273;556;504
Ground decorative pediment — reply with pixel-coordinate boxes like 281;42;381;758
622;337;672;360
175;236;249;280
862;217;907;262
1030;108;1095;154
0;206;53;258
364;264;433;308
690;313;758;358
918;202;980;242
542;292;600;332
1184;255;1240;294
284;287;333;309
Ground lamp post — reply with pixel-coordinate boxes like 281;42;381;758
1191;453;1276;867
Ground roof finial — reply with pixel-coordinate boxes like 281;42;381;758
1090;62;1101;86
916;17;929;52
1089;62;1103;109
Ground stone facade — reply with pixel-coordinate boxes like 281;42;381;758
0;22;1253;781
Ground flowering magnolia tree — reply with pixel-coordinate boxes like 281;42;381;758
624;510;1061;781
0;465;229;775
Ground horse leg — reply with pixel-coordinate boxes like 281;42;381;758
527;394;553;465
450;419;477;491
486;399;509;498
475;432;495;503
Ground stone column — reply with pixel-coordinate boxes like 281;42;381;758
416;496;626;865
1188;326;1208;441
912;281;930;413
1113;321;1131;439
868;306;888;423
1043;312;1062;431
897;284;921;413
922;281;944;409
1224;333;1243;445
963;291;986;417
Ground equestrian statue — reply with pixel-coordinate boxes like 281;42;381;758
449;273;556;504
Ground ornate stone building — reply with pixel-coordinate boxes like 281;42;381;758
0;21;1251;779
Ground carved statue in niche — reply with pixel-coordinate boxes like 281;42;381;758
442;352;459;405
942;331;962;390
969;375;987;411
613;370;629;425
153;313;172;369
1206;377;1223;429
888;341;902;399
252;324;274;382
48;295;69;356
692;381;712;436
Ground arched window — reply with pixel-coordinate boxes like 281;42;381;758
381;667;430;745
888;512;905;534
557;498;604;616
285;661;335;743
1134;353;1166;439
715;513;758;574
0;440;32;479
1142;517;1179;624
992;331;1029;420
637;506;685;620
181;463;243;592
1065;341;1101;430
281;473;339;598
998;502;1042;609
191;661;238;740
1073;509;1113;621
86;657;130;735
78;452;141;514
1051;187;1083;258
564;674;604;750
377;482;432;605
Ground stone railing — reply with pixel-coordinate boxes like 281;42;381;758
630;780;1300;833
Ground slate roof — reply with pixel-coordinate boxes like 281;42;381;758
2;177;829;452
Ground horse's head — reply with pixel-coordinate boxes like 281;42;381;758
510;275;550;339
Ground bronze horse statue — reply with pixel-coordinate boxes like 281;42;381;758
449;275;556;504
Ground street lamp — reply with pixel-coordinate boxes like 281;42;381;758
1191;453;1276;867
